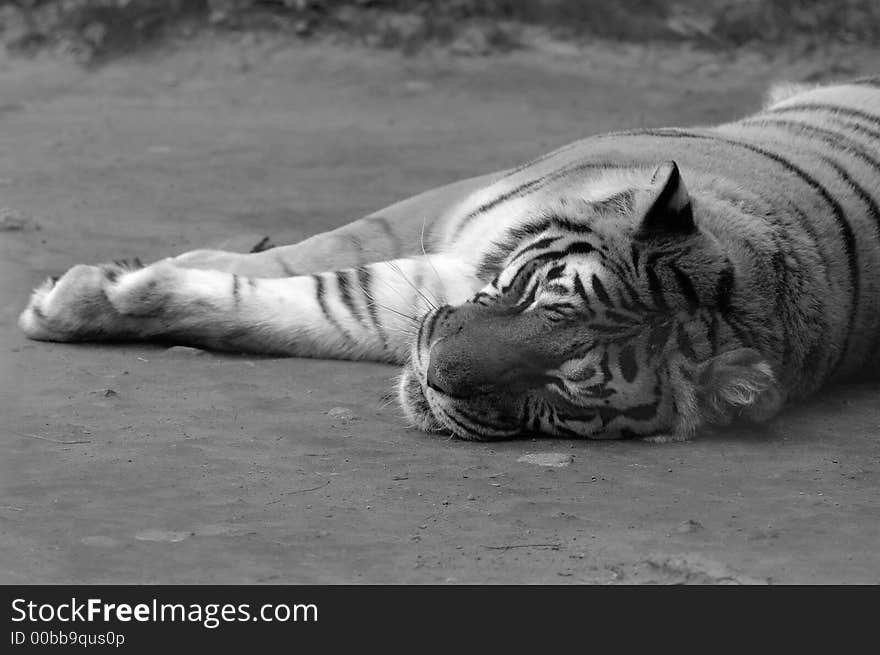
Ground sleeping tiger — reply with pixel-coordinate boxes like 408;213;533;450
19;78;880;442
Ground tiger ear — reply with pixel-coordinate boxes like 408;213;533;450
636;161;695;237
695;348;782;425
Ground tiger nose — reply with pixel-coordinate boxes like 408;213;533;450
425;322;547;397
426;339;491;397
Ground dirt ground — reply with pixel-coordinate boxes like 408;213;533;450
2;36;879;584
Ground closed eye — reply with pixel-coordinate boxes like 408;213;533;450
542;301;579;322
544;282;570;295
565;365;597;382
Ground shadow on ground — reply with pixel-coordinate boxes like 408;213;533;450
1;37;878;583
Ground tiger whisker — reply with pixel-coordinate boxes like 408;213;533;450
373;278;416;309
346;240;441;309
388;260;438;311
360;286;421;325
368;303;420;325
419;215;445;306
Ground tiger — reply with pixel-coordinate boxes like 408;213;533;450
18;77;880;442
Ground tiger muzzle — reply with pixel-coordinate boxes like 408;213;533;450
424;305;565;398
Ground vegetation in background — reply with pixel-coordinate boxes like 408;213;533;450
1;0;878;62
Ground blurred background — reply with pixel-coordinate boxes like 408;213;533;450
1;0;879;62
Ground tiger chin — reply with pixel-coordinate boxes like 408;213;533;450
20;77;880;443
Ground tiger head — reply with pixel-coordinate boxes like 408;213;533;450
399;161;782;441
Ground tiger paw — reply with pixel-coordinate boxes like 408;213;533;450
19;259;158;342
104;260;179;316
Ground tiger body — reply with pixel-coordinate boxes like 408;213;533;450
19;78;880;441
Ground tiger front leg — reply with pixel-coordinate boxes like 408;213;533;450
169;217;414;279
169;244;329;278
19;255;481;363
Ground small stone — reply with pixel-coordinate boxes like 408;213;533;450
81;535;119;547
88;388;118;397
675;519;705;534
327;407;358;422
0;208;40;231
517;453;574;468
134;529;190;543
467;494;476;501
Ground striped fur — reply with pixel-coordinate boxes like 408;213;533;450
20;78;880;441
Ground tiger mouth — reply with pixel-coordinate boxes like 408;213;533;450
398;362;524;441
426;389;524;441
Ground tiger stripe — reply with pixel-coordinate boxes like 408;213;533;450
602;127;861;376
451;160;640;237
355;265;388;350
312;274;355;346
738;118;880;234
768;103;880;132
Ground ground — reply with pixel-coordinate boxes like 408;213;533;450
2;36;879;584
